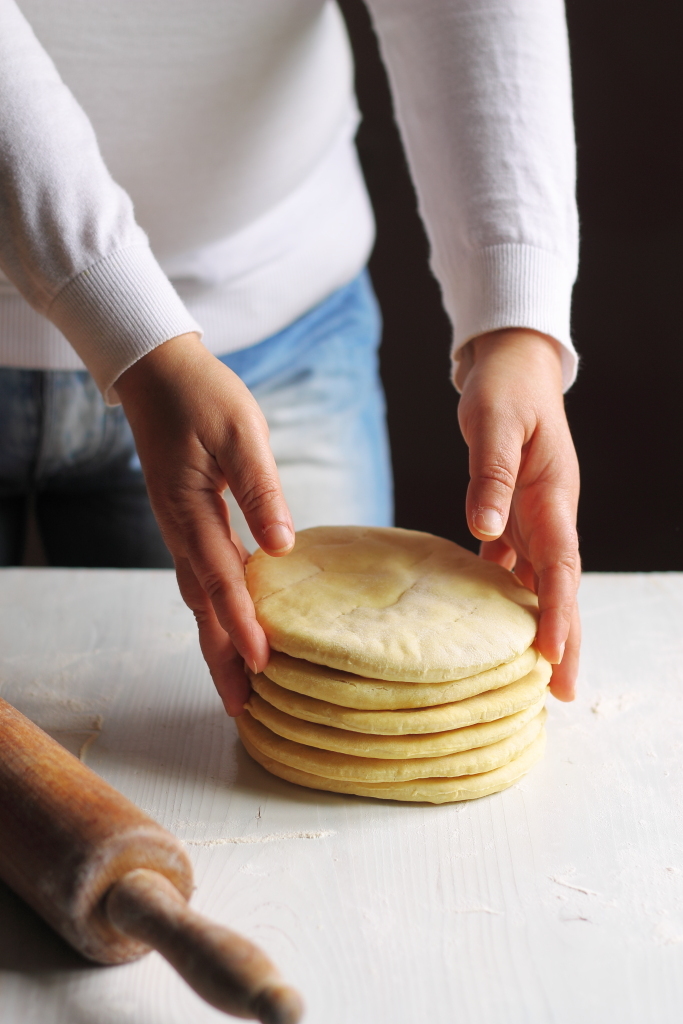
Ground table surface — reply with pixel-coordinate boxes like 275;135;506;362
0;569;681;1024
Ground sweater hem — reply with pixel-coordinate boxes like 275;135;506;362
442;244;578;392
45;244;202;403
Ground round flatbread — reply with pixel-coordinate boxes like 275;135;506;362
236;709;546;783
263;646;539;711
251;655;550;733
246;526;538;682
240;728;546;804
245;690;546;759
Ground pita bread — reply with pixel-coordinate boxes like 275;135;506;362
236;709;545;783
263;646;540;710
251;655;550;732
245;689;546;758
246;527;538;682
239;727;546;804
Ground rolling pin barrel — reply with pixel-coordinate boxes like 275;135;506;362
0;697;303;1024
0;696;192;963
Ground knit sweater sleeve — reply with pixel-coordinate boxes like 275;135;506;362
0;0;200;403
363;0;579;390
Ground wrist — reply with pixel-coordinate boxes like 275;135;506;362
471;327;562;361
116;332;204;404
458;328;564;391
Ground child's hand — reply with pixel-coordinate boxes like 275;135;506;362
116;333;294;717
457;328;581;700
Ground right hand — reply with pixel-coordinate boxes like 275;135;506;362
116;333;294;716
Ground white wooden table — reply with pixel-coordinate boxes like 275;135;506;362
0;569;681;1024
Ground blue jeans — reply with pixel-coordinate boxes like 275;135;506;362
220;270;393;549
0;271;393;565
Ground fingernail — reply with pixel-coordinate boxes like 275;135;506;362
558;642;566;663
263;523;294;553
473;508;505;537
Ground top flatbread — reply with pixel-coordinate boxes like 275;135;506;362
246;526;538;682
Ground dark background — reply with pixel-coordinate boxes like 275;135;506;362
339;0;683;571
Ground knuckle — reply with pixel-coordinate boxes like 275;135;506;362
555;553;579;577
228;406;269;446
168;500;196;534
541;552;581;591
558;551;582;582
170;494;230;543
174;567;205;609
178;583;210;617
201;570;244;605
237;480;283;517
474;460;517;494
192;608;211;628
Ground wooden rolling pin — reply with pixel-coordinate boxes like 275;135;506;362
0;697;303;1024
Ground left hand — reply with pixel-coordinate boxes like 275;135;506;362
457;328;581;700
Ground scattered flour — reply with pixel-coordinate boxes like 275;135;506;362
550;874;601;897
450;906;503;916
184;830;336;847
47;714;104;762
590;693;641;718
652;919;683;945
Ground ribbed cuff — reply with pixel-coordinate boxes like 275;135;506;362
440;244;578;392
47;244;202;404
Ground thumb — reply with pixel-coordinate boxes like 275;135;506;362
464;415;523;542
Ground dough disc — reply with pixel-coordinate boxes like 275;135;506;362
251;655;550;733
245;690;546;758
263;646;539;711
246;526;539;682
236;709;546;783
240;727;547;804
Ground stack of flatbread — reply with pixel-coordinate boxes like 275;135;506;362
238;526;550;804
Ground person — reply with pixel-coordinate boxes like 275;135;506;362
0;0;580;713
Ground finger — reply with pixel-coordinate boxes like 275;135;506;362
534;544;580;667
507;545;577;694
548;601;580;701
511;553;536;592
464;414;524;542
229;524;251;566
174;557;252;715
171;497;270;673
514;475;579;666
218;408;295;557
479;537;517;571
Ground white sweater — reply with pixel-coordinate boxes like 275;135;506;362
0;0;578;402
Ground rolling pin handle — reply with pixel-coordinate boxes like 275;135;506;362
105;868;303;1024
